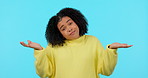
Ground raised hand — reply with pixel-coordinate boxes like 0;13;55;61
109;42;133;49
20;40;43;50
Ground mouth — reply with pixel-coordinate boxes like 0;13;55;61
70;30;76;35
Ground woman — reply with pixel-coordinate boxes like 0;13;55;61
20;8;133;78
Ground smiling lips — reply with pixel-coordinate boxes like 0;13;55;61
70;30;75;35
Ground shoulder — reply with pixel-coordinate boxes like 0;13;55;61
84;35;100;43
46;43;54;49
85;35;99;40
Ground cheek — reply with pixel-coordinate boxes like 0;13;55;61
75;25;79;31
73;24;79;30
61;31;68;37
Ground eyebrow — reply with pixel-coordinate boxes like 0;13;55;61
66;19;71;23
60;19;71;30
60;25;64;30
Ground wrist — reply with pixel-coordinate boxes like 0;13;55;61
34;47;43;50
108;45;117;49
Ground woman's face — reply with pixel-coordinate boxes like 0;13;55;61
57;16;80;40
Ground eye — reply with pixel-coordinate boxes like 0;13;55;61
68;22;73;25
62;28;65;31
61;27;66;31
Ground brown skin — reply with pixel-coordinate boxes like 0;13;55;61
20;40;43;50
109;43;133;49
57;16;80;40
57;16;133;49
20;16;133;50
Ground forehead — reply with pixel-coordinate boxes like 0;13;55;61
58;16;71;26
60;16;71;22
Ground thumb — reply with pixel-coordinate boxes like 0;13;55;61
27;40;32;44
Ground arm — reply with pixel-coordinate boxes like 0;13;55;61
20;40;54;77
96;40;133;76
96;40;117;76
34;45;55;78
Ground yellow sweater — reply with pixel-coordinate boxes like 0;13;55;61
34;35;117;78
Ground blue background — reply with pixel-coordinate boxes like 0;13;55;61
0;0;147;78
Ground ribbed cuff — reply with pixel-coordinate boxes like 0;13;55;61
106;44;117;55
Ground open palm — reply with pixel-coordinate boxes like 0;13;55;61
20;40;43;50
110;42;133;49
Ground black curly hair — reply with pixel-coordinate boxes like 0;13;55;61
45;8;88;47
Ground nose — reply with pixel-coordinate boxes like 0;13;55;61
68;27;73;32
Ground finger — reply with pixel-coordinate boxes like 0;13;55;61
122;43;128;45
127;45;133;47
27;40;32;44
118;44;127;48
21;42;29;47
20;42;25;45
20;42;29;47
123;45;133;48
119;44;127;47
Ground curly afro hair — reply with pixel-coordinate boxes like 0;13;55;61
45;8;88;47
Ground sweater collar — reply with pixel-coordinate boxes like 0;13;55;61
64;35;86;46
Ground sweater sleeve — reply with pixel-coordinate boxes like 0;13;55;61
34;44;55;78
96;39;118;76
